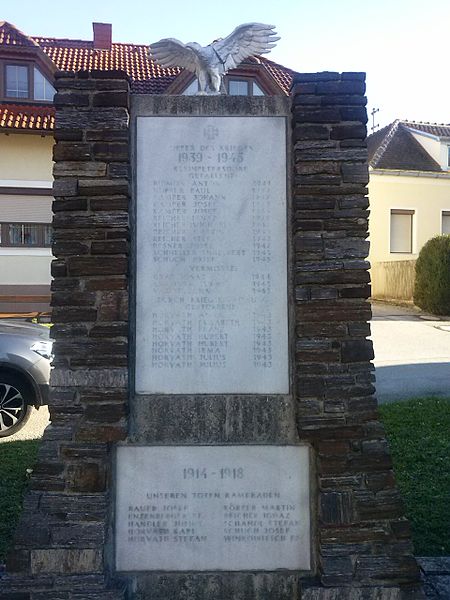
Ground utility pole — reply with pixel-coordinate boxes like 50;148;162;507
370;108;380;134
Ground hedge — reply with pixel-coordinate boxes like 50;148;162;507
414;235;450;315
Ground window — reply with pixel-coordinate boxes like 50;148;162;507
252;81;265;96
6;64;28;98
0;223;52;247
447;147;450;169
390;210;414;253
34;67;56;101
442;211;450;235
228;79;249;95
227;78;266;96
1;62;55;101
182;78;200;95
182;76;267;96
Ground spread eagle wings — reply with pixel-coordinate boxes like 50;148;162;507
149;38;198;72
149;23;279;74
213;23;279;72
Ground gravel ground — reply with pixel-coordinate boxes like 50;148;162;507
0;405;50;444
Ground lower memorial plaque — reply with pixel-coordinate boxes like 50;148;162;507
115;445;310;571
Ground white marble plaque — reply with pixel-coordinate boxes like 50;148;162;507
115;445;310;571
135;116;288;394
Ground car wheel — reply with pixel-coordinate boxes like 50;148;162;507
0;373;34;438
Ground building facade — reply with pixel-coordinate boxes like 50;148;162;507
368;120;450;300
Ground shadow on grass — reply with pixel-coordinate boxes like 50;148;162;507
0;439;40;563
379;396;450;556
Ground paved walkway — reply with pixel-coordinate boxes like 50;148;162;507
418;557;450;599
370;301;450;402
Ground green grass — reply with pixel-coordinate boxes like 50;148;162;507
0;439;40;562
379;397;450;556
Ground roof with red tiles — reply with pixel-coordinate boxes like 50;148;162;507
0;104;55;131
33;37;183;94
0;22;294;132
259;57;293;94
0;21;39;47
31;35;293;95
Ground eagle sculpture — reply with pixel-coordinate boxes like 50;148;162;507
149;23;279;95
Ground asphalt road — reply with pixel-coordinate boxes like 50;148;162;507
370;301;450;402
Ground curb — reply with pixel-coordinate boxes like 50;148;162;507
418;557;450;599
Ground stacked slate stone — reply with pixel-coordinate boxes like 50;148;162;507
291;72;423;599
0;71;130;599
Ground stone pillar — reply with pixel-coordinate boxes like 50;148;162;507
291;72;423;599
1;70;130;599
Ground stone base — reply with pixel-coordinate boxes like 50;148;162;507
0;576;425;600
302;586;425;599
129;572;300;600
0;574;126;599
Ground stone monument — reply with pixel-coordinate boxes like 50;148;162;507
0;33;424;600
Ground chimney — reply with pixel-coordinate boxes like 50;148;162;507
93;22;112;50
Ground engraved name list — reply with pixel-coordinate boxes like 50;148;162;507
116;446;311;571
135;116;289;394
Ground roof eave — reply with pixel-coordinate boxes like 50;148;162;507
0;126;54;135
370;167;450;178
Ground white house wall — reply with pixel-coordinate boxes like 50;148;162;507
1;251;52;284
0;133;53;313
0;133;53;181
369;172;450;264
369;171;450;300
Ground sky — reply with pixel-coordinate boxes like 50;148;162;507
2;0;449;130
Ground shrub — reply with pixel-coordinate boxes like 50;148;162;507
414;235;450;315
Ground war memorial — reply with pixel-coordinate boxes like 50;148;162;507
1;23;424;600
